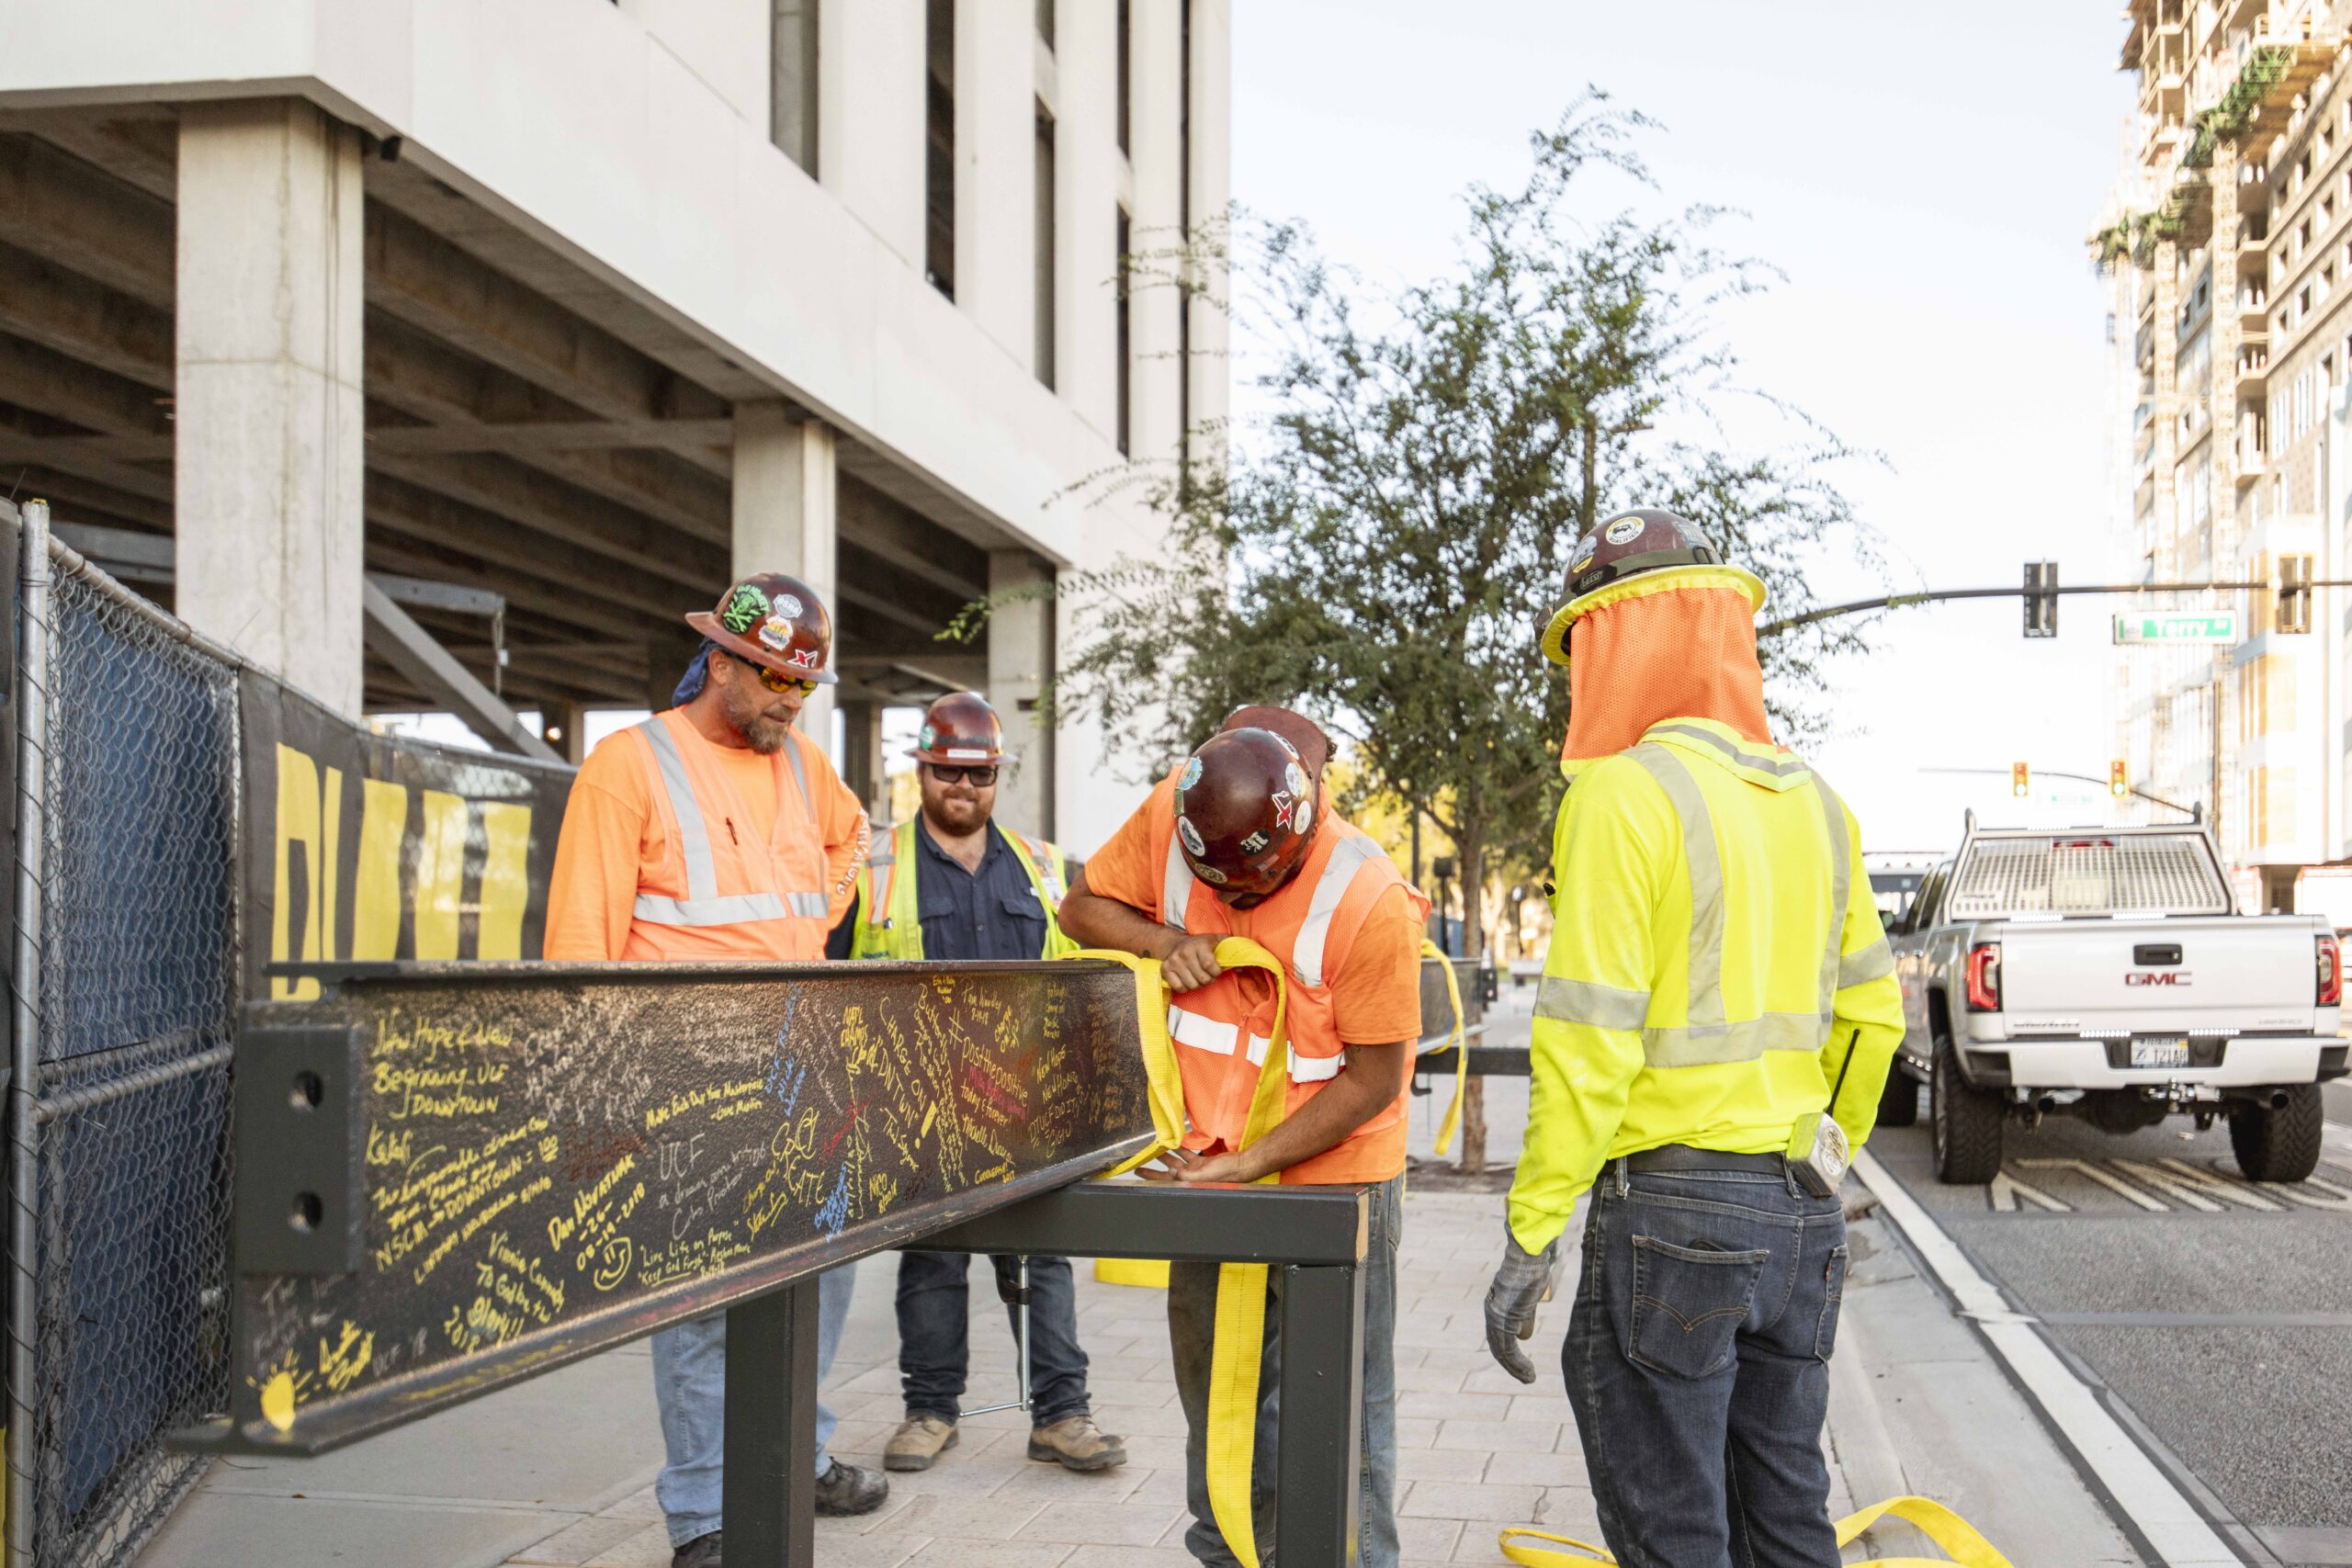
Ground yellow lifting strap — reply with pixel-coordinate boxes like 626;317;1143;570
1497;1494;2015;1567
1420;939;1468;1156
1061;939;1291;1568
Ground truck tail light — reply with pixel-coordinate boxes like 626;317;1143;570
2320;933;2342;1007
1964;942;2003;1012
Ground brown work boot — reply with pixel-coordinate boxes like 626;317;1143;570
883;1414;958;1472
1026;1414;1127;1472
813;1459;888;1516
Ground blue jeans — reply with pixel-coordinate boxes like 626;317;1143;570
650;1263;856;1547
895;1251;1092;1425
1563;1156;1849;1568
1168;1173;1403;1568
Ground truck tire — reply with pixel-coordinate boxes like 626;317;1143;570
1931;1042;2002;1184
2228;1086;2324;1183
1878;1064;1919;1127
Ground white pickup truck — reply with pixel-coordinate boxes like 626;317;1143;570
1881;815;2347;1184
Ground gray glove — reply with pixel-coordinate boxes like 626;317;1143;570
1483;1226;1561;1384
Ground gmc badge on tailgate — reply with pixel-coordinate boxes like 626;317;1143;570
2125;971;2193;987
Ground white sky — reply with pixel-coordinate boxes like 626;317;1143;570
1230;1;2139;853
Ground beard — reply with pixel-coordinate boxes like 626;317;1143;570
718;675;795;754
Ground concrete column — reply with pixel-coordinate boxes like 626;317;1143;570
820;0;926;266
733;401;839;748
545;699;590;766
955;0;1037;364
175;99;365;716
1053;0;1120;436
1184;1;1232;473
841;699;886;818
989;550;1055;840
1126;0;1186;466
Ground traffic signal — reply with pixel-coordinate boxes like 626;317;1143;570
2023;561;2058;637
2109;759;2129;798
2012;761;2030;797
2277;554;2313;634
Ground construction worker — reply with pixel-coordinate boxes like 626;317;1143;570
826;692;1125;1477
1483;510;1905;1567
1058;705;1430;1568
545;573;886;1568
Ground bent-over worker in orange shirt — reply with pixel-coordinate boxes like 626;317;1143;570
1057;705;1429;1568
545;572;883;1568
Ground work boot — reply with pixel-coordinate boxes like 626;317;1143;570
813;1458;889;1517
671;1532;722;1568
884;1413;959;1472
1027;1414;1127;1472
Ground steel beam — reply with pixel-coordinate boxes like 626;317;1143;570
359;578;561;760
920;1181;1369;1267
723;1280;820;1568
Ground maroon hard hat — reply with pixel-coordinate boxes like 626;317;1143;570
685;572;838;684
910;692;1008;764
1174;728;1319;897
1540;509;1764;667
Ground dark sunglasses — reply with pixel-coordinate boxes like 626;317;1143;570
751;664;820;696
925;762;999;787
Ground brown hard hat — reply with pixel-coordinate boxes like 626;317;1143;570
1539;509;1765;667
1219;704;1332;777
1174;727;1319;897
685;572;838;684
910;692;1009;764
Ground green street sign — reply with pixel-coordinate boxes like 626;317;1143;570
2112;610;2238;645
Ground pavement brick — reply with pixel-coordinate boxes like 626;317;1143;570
1398;1388;1516;1423
805;1534;927;1568
1538;1483;1604;1535
1396;1445;1490;1483
1398;1480;1548;1521
1483;1446;1582;1487
1396;1416;1442;1448
888;1493;1048;1540
902;1540;1074;1566
579;1522;672;1567
1396;1513;1467;1559
1013;1497;1191;1545
506;1516;646;1565
1432;1418;1560;1452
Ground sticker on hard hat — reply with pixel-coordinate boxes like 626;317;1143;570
785;646;820;670
1239;829;1270;854
1193;861;1228;886
1293;799;1313;835
1180;756;1204;793
1603;514;1647;546
721;582;769;634
1570;543;1598;575
1178;816;1206;855
920;724;939;750
773;591;805;620
944;748;989;761
1271;732;1301;761
759;615;795;650
1283;762;1309;797
1271;790;1297;830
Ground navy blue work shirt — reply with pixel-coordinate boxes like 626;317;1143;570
824;817;1049;962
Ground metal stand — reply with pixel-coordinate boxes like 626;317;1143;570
720;1276;821;1568
961;1256;1032;1419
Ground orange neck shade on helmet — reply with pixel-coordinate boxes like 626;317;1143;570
1560;580;1773;777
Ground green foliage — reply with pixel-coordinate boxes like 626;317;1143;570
966;95;1881;942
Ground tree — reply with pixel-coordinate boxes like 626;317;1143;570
973;96;1881;1162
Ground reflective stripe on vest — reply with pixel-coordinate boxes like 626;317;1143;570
1618;742;1848;1071
631;719;829;926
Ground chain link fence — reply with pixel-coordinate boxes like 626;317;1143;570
9;500;243;1568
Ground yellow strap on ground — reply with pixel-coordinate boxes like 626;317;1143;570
1061;940;1291;1568
1420;939;1468;1156
1497;1495;2014;1567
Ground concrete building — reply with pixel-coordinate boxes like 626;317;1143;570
2100;0;2350;909
0;0;1229;855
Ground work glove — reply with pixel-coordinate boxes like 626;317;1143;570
1482;1225;1561;1384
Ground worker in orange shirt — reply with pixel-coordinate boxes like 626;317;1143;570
546;573;884;1568
1057;705;1430;1568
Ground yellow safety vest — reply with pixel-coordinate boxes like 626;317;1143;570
846;816;1077;960
1508;716;1906;1255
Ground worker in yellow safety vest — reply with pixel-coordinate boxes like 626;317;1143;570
1483;510;1906;1568
826;693;1121;1478
837;692;1078;962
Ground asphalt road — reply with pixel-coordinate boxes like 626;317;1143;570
1869;1083;2352;1568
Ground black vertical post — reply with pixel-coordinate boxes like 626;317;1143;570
1274;1261;1364;1567
723;1277;822;1567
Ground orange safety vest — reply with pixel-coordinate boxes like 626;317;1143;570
1145;780;1430;1185
616;709;842;962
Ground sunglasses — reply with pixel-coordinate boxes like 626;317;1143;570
751;665;820;697
925;763;1000;787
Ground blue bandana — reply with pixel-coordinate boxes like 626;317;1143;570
673;641;717;707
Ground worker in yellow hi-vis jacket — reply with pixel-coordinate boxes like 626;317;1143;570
1484;509;1907;1568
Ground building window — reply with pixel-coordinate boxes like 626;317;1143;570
771;0;820;174
1035;103;1057;389
1116;0;1131;156
1036;0;1054;48
1116;208;1132;455
925;0;955;299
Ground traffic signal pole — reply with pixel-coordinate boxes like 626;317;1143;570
1758;580;2276;637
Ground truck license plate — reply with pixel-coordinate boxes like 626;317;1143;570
2130;1038;2190;1068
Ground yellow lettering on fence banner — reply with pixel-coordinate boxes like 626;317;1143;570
353;778;409;960
413;790;469;961
478;802;534;960
272;744;323;1001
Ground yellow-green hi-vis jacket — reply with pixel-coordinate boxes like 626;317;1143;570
1508;716;1907;1255
847;816;1080;961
